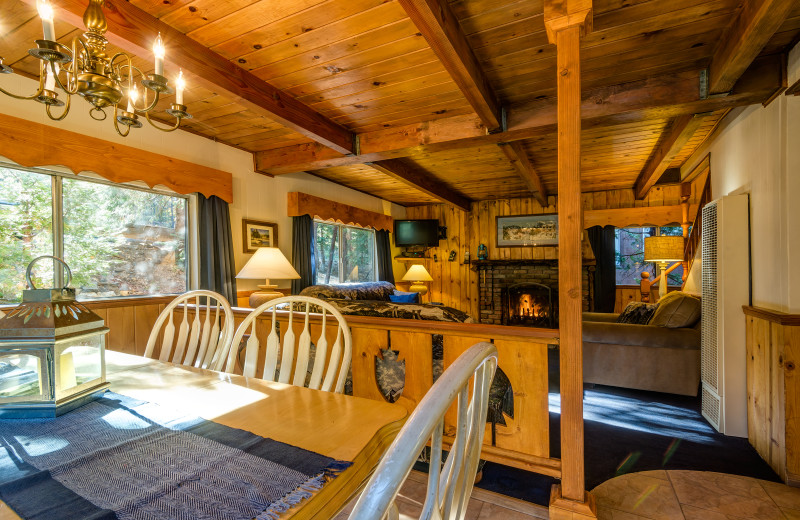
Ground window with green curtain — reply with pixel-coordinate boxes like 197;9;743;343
615;226;685;286
313;219;376;284
0;164;188;304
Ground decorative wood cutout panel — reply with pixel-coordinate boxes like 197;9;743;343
287;191;393;231
0;112;234;202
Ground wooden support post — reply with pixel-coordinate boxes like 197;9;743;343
545;0;596;517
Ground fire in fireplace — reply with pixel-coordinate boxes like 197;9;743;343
502;283;556;328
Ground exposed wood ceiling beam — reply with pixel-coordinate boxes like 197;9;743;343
634;114;706;200
396;0;502;130
256;55;783;175
499;142;548;205
708;0;794;94
369;159;472;212
29;0;355;153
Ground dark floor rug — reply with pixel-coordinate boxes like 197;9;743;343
473;353;781;507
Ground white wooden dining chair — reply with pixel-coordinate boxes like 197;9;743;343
227;295;352;393
348;342;498;520
143;290;235;371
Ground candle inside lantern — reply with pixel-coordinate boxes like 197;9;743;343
153;33;165;76
127;84;138;113
175;70;185;105
37;0;55;41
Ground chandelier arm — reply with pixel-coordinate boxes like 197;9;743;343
113;105;132;137
45;90;71;121
140;89;161;113
51;60;78;96
145;110;181;132
52;38;80;95
0;61;46;100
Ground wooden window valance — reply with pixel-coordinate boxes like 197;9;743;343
584;204;697;229
0;112;233;202
287;192;393;231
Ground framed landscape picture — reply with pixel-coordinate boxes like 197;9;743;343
496;214;558;247
242;219;278;253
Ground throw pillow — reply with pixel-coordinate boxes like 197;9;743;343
389;291;420;304
649;291;701;328
616;301;659;324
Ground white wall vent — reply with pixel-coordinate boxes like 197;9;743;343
700;194;750;437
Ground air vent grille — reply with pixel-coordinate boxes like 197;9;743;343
702;384;721;430
701;201;719;391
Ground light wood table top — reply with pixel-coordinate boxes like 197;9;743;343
0;351;407;520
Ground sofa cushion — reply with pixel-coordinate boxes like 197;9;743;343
616;302;658;324
389;290;420;303
583;321;700;349
650;291;701;328
299;281;395;301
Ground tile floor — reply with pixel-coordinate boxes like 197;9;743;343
334;470;800;519
333;470;548;520
593;470;800;520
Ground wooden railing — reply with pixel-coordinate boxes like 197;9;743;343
219;308;562;478
684;175;712;275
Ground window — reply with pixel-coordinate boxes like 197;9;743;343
0;165;188;304
615;226;684;286
313;220;376;284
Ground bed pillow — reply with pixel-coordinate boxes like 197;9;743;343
649;291;701;328
389;291;420;304
616;301;659;325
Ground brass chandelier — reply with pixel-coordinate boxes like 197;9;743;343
0;0;192;136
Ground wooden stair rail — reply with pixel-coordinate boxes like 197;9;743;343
684;175;713;279
640;263;682;303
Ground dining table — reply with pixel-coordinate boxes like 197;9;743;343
0;350;408;520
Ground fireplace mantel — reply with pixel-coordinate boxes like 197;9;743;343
470;259;595;268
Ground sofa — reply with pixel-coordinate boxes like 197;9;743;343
582;291;702;396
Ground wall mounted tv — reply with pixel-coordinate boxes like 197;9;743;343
394;219;440;247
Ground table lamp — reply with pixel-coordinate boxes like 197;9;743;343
402;264;433;295
236;247;300;307
644;235;684;298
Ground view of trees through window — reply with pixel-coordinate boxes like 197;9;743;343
0;166;187;304
615;226;685;286
314;220;376;284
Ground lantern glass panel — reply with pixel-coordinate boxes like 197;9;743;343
0;349;48;401
56;334;103;400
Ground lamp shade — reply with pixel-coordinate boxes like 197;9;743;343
402;264;433;282
644;236;684;263
236;247;300;280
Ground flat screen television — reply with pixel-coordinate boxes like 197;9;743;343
394;219;439;247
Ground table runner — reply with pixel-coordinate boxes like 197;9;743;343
0;392;351;520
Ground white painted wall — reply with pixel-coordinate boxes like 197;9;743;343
682;42;800;313
0;74;406;291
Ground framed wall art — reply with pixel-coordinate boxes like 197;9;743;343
242;219;278;253
496;214;558;247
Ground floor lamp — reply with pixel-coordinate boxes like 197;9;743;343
644;235;684;298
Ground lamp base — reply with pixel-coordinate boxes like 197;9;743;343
249;290;283;308
408;282;428;295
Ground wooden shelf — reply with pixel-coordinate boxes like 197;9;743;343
394;256;430;261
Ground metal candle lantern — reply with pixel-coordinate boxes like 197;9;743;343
0;256;110;418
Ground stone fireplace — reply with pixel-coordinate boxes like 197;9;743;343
475;260;593;326
503;282;556;328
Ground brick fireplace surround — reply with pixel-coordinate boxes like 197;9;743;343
474;260;594;326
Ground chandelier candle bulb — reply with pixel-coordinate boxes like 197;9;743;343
153;33;165;76
127;84;138;113
175;70;185;104
37;0;55;41
44;63;58;91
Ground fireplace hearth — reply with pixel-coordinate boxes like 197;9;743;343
503;283;556;328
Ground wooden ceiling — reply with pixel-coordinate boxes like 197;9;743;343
0;0;798;208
